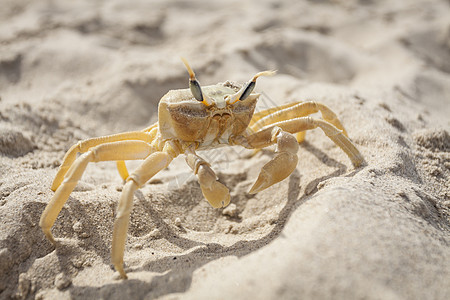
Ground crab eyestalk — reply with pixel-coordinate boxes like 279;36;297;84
181;57;212;106
226;70;277;105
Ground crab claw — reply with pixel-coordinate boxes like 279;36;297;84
201;181;231;208
249;152;298;194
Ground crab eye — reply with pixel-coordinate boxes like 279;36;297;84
181;57;211;105
226;70;276;105
189;78;204;102
239;81;256;101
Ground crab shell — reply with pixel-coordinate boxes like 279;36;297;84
158;83;259;147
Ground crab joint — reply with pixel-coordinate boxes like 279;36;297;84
181;57;212;106
226;70;277;105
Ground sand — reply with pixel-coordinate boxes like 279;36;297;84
1;0;449;299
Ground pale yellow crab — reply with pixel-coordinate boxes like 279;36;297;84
40;58;364;279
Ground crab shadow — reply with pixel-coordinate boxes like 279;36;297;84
64;173;301;299
300;141;349;194
65;141;361;299
32;195;117;290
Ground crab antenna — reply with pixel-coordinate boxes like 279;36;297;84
181;57;197;80
227;70;277;105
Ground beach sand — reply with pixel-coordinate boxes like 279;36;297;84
0;0;449;299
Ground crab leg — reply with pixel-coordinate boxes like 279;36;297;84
184;146;231;208
255;116;364;167
116;127;160;181
250;101;349;143
112;150;174;279
234;115;364;194
40;140;155;245
234;127;299;194
251;128;299;194
52;131;156;191
249;101;300;128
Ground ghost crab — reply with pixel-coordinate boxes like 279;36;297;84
40;58;364;279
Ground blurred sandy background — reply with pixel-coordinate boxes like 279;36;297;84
0;0;449;299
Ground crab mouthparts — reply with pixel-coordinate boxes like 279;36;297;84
212;112;231;118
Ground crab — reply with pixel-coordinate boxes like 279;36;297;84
40;58;364;279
